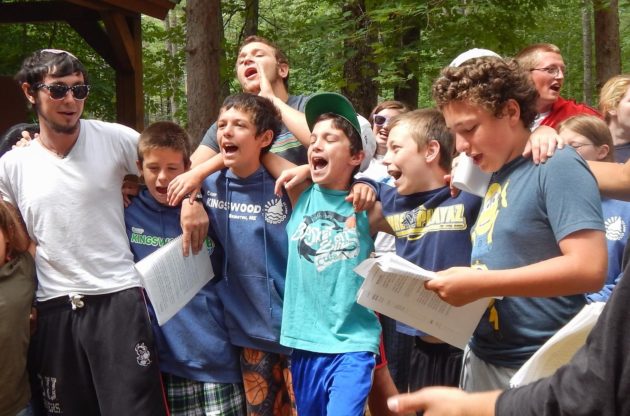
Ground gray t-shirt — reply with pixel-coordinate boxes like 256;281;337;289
200;94;309;165
468;147;604;368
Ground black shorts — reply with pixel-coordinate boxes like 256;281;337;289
32;288;168;416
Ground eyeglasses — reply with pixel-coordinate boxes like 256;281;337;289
35;83;90;100
373;114;391;127
568;142;594;149
530;66;565;77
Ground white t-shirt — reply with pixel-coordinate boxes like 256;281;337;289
0;120;140;300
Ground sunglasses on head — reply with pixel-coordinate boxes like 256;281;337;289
373;114;390;127
35;83;90;100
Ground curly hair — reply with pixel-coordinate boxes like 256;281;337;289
432;57;538;129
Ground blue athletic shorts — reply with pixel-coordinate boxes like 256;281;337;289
290;349;375;416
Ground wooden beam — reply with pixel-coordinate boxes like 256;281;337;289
0;2;100;24
102;11;136;72
114;14;144;131
66;18;119;70
65;0;176;20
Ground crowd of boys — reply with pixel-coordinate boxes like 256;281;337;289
2;34;630;416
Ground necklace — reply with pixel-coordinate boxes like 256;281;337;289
36;136;76;159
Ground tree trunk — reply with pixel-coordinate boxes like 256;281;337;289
185;0;222;145
593;0;620;91
393;23;420;110
340;0;378;118
164;10;178;120
582;0;593;105
243;0;259;38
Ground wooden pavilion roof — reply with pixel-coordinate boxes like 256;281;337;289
0;0;179;131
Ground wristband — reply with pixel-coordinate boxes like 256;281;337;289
184;192;204;202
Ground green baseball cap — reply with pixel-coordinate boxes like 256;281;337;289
304;92;362;138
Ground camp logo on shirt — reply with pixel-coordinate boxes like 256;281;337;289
130;226;215;255
264;198;289;225
605;215;626;241
386;203;467;240
291;210;359;271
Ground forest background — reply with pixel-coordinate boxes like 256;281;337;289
0;0;628;144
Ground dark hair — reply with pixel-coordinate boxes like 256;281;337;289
432;56;538;129
0;200;30;260
138;121;192;166
314;113;362;156
15;50;89;96
387;109;454;172
0;123;39;158
368;100;411;125
237;36;290;89
220;93;282;154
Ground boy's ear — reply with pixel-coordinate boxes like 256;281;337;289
424;140;441;163
22;82;35;104
349;150;365;167
258;129;274;148
136;160;143;173
505;99;521;125
277;62;289;81
597;144;611;161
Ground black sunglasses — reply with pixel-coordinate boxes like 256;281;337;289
373;114;390;127
35;83;90;100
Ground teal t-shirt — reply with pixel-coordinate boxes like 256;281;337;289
280;184;381;354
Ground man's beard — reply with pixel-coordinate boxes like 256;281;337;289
35;102;80;135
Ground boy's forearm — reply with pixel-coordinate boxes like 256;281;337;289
589;160;630;200
262;151;297;179
190;154;226;184
475;233;606;298
267;96;311;147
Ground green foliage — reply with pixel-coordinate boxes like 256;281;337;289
0;21;115;121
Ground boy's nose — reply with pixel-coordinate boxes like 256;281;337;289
455;135;470;154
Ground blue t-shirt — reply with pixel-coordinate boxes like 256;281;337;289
359;180;482;337
469;148;604;368
586;197;630;302
200;94;309;165
281;184;381;354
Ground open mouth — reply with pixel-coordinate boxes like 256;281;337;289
471;154;483;164
388;169;402;180
311;157;328;171
550;84;561;92
156;187;167;195
244;67;257;79
222;144;238;155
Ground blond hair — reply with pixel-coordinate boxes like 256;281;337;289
515;43;562;70
599;74;630;124
557;115;615;162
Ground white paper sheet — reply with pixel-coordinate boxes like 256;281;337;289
355;253;490;349
135;235;214;326
510;301;605;387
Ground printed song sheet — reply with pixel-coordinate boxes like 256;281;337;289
355;253;489;349
510;301;605;387
135;235;214;326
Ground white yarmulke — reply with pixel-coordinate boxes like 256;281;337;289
357;115;376;172
449;48;501;67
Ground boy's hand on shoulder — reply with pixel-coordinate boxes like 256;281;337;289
167;170;204;206
274;164;311;196
347;183;376;212
122;175;140;208
425;267;483;307
524;125;564;164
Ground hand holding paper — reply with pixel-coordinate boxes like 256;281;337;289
426;266;486;307
355;253;489;349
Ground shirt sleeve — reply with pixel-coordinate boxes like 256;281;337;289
199;122;219;153
539;148;604;241
496;263;630;415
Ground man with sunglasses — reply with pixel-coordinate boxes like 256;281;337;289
516;43;600;129
0;49;168;415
